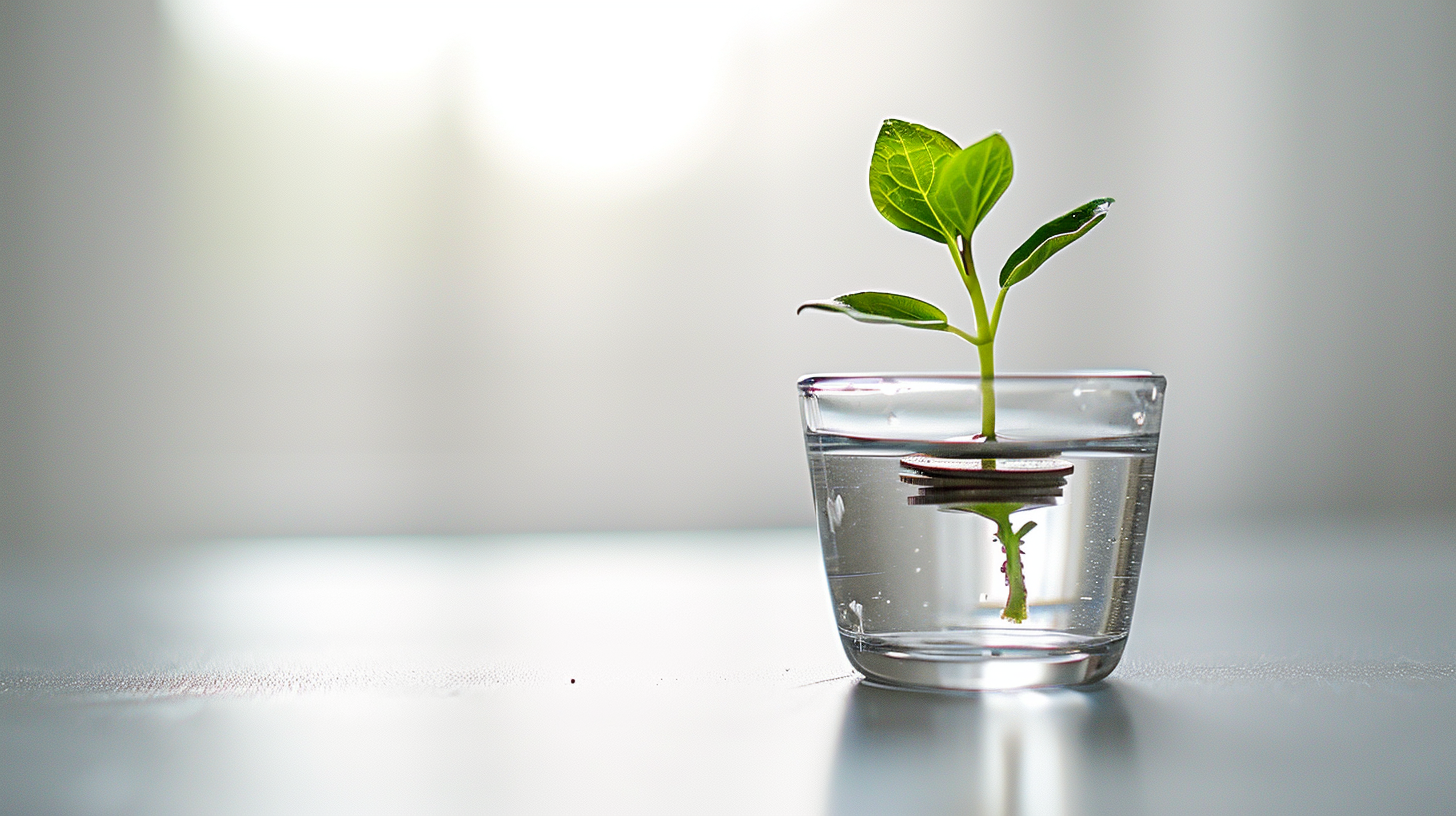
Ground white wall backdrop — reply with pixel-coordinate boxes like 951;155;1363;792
2;0;1453;559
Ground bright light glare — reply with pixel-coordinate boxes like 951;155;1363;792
462;2;731;185
166;0;828;187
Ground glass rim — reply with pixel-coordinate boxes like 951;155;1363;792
798;370;1163;393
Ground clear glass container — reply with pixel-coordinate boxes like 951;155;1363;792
799;372;1165;691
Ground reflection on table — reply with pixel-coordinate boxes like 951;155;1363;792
831;682;1134;816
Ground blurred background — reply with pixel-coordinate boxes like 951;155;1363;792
1;0;1452;563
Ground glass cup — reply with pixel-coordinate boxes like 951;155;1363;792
799;372;1165;691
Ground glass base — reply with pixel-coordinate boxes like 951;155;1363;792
840;632;1126;691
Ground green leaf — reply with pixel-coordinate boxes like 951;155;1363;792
868;120;960;243
927;132;1013;240
797;291;949;330
999;198;1114;287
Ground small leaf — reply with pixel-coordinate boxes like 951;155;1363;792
999;198;1114;288
868;120;960;243
797;291;949;330
928;132;1013;240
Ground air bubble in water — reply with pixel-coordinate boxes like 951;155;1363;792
828;494;845;530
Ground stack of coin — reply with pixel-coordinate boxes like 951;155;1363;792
899;454;1073;508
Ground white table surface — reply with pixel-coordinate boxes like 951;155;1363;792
2;518;1453;815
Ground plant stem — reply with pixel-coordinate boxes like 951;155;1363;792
946;325;986;346
978;341;996;440
990;286;1010;337
968;503;1029;623
997;512;1028;623
954;238;993;343
949;237;998;439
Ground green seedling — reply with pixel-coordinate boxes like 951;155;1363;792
799;119;1113;622
799;119;1111;437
